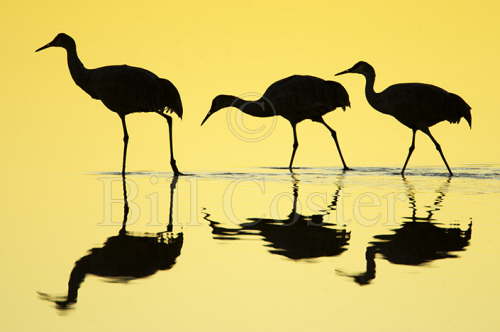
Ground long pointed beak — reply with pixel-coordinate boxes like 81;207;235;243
335;69;351;76
35;42;52;52
201;112;213;126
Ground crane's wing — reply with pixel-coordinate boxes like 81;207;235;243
263;75;349;115
379;83;471;127
86;65;180;115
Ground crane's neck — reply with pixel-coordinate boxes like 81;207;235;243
360;69;381;111
63;258;88;306
359;68;392;115
226;96;276;118
64;44;90;91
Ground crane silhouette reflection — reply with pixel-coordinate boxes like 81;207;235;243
38;175;183;310
337;177;472;285
204;174;350;260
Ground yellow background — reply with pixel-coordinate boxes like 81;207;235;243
3;0;499;177
2;2;500;330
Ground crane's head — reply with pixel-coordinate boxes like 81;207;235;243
201;95;235;126
35;33;75;52
335;61;374;77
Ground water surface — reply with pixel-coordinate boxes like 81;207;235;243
4;166;500;331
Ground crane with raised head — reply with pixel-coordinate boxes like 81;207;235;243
336;61;471;176
36;33;183;175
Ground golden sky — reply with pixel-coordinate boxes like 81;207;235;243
3;0;500;174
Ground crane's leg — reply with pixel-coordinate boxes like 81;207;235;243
422;128;453;176
120;172;129;235
401;129;417;176
288;123;299;172
164;115;183;176
167;175;179;233
120;116;129;175
318;118;350;170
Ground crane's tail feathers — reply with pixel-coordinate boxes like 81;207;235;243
447;93;471;129
326;81;350;111
343;101;351;111
159;78;183;119
463;107;472;129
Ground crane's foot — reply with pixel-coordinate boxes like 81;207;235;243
170;160;184;176
172;167;184;176
343;166;352;171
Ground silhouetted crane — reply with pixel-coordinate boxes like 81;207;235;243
201;75;351;171
336;61;471;176
36;33;183;175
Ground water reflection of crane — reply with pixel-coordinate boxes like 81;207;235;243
338;177;472;285
38;175;183;310
204;174;350;260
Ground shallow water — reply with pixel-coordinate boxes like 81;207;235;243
4;166;500;331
